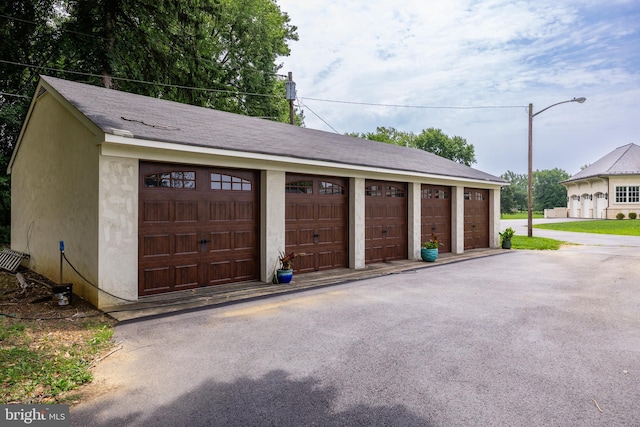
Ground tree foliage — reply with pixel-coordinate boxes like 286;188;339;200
500;171;527;214
348;126;476;166
0;0;300;243
533;168;570;211
500;168;570;214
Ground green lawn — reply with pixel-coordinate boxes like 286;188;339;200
508;235;568;250
534;219;640;236
501;212;543;220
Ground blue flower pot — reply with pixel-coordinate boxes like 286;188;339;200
276;269;293;284
421;248;438;262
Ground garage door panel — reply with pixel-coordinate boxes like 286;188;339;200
141;267;172;292
464;188;489;250
142;234;171;258
421;185;452;253
175;201;198;222
139;163;260;296
175;264;198;288
365;180;407;263
142;201;170;223
285;174;349;272
174;233;198;255
233;230;256;251
208;202;231;221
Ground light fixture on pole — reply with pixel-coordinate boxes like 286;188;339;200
528;97;586;237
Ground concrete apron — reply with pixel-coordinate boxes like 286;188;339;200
103;248;507;322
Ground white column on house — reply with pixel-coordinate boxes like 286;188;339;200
451;185;465;254
408;182;421;260
489;188;500;248
261;170;285;282
350;177;365;269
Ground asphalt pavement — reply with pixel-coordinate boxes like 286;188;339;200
71;220;640;426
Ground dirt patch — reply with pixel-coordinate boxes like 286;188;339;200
1;267;116;404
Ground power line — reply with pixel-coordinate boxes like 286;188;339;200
297;98;340;134
0;59;281;99
301;96;527;110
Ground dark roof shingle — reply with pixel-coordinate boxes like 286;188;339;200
41;75;504;183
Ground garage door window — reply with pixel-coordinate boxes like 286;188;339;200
475;191;486;201
286;181;313;194
387;186;405;197
319;181;345;195
144;171;196;189
210;173;252;191
464;191;472;200
366;185;383;196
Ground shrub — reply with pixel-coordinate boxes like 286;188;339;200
616;213;625;220
629;212;637;220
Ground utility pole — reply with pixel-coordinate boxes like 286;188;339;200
285;72;296;125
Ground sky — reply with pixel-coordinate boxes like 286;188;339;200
275;0;640;178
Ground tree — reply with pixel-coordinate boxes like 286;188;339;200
0;0;301;243
533;168;570;211
349;127;476;166
500;171;527;214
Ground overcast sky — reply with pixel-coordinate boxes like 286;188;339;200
275;0;640;178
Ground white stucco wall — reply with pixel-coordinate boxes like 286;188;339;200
10;91;100;303
408;182;421;260
97;155;138;306
451;186;465;254
349;177;365;269
261;170;285;282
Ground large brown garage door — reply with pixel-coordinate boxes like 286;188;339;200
139;162;260;296
365;180;408;263
285;174;349;273
421;185;452;253
464;188;489;249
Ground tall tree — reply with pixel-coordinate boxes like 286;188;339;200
533;168;570;211
0;0;300;243
349;126;476;166
500;171;528;214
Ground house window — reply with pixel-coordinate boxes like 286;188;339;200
615;186;639;203
319;181;345;195
144;171;196;189
211;173;252;191
286;181;312;194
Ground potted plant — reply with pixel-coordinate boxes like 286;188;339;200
273;251;299;284
421;235;441;262
499;227;515;249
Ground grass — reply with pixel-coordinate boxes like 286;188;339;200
501;211;544;220
534;219;640;236
0;268;116;404
508;235;568;250
0;320;114;404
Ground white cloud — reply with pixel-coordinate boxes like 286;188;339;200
277;0;640;176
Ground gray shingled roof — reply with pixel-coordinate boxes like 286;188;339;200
564;143;640;183
40;75;504;183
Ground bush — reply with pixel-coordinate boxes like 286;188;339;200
629;212;637;220
616;213;625;220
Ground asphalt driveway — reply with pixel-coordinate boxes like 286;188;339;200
72;226;640;426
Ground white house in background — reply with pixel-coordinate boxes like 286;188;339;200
562;143;640;219
9;76;505;309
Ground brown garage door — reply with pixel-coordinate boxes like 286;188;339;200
464;188;489;249
365;180;408;263
421;185;452;253
138;162;260;296
285;174;349;273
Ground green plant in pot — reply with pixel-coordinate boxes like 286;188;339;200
273;251;300;284
421;234;441;262
499;227;515;249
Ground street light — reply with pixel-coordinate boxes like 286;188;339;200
528;97;586;237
